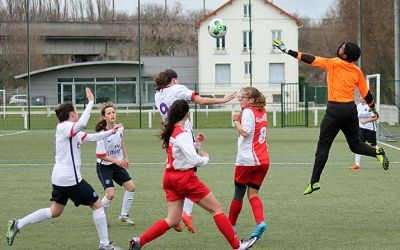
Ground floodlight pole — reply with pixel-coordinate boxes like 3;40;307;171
138;0;142;128
395;0;400;108
26;0;31;130
249;0;253;86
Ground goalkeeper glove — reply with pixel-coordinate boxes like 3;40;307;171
273;38;288;53
369;106;379;118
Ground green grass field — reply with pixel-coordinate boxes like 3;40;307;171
0;128;399;249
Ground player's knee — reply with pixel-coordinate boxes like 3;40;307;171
50;207;63;218
125;182;135;192
105;190;115;200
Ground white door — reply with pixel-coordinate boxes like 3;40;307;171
269;63;285;84
215;64;231;84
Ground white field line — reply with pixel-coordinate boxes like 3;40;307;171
378;141;400;151
0;131;27;137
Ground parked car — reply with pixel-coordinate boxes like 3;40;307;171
9;94;27;105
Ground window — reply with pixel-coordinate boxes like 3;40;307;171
215;64;231;84
269;63;285;84
272;94;282;103
117;84;136;103
245;61;252;75
243;31;252;51
75;84;95;104
216;36;225;50
96;84;116;103
244;4;252;17
272;30;282;50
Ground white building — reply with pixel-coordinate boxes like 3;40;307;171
195;0;303;104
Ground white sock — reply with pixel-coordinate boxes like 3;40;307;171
101;196;112;209
92;207;109;246
121;191;135;216
183;198;193;216
17;208;52;229
355;154;361;166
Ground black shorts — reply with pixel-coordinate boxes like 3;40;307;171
359;128;377;146
96;162;132;189
51;179;99;207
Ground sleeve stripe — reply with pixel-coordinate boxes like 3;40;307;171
81;133;87;141
96;153;107;157
191;92;199;102
70;123;77;137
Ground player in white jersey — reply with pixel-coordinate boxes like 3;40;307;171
6;88;122;250
230;87;270;242
351;95;378;169
154;69;236;233
95;102;136;225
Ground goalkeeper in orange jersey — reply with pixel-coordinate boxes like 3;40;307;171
273;38;389;195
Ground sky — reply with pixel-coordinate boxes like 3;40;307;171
115;0;336;20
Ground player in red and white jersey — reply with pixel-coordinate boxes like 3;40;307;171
6;88;122;250
128;100;256;250
95;102;136;225
154;69;236;233
229;87;270;242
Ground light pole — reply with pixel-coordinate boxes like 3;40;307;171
138;0;142;128
26;0;31;129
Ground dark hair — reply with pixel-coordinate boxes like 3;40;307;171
337;42;361;62
95;102;116;132
55;102;75;122
155;69;178;90
344;42;361;62
160;100;189;149
241;87;266;109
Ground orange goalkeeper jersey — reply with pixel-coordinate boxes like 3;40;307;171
296;53;369;103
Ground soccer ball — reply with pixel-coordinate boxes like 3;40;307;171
208;18;227;38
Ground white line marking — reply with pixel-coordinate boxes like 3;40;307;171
378;141;400;151
0;131;28;137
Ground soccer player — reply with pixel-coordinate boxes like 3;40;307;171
128;100;257;250
230;87;269;241
352;95;378;170
154;69;236;233
6;88;122;250
273;38;389;195
95;102;136;224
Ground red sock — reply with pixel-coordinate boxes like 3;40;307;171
249;196;264;224
140;219;170;246
229;199;243;226
213;213;240;249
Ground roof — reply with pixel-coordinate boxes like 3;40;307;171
15;61;142;79
194;0;303;28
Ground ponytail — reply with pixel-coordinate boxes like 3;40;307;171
160;100;189;148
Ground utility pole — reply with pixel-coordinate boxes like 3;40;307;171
138;0;142;128
395;0;400;108
358;0;362;68
249;0;252;86
26;0;31;129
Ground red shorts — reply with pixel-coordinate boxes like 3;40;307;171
163;169;210;202
234;164;269;188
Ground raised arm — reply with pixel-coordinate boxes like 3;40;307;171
71;88;95;136
193;92;236;105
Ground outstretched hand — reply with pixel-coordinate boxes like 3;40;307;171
223;92;237;103
273;38;288;53
85;88;94;102
369;107;379;118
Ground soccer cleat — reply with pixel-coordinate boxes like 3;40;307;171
181;211;195;233
376;147;389;170
173;223;183;232
304;182;320;195
250;221;267;240
128;237;141;250
119;214;135;225
236;237;258;250
99;241;122;250
351;164;360;170
6;218;19;246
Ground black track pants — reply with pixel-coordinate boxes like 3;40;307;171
310;101;377;183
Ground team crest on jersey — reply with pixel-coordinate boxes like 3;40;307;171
105;179;111;185
93;191;97;197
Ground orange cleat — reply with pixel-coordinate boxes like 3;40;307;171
351;164;360;170
173;223;183;232
182;211;195;233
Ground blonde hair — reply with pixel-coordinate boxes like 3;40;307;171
241;87;266;109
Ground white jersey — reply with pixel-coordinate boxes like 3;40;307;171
52;101;113;187
96;127;124;165
155;84;197;135
357;103;377;131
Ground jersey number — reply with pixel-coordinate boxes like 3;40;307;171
258;127;266;144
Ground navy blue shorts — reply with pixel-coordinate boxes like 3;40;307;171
96;162;132;189
359;128;376;146
51;179;99;207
